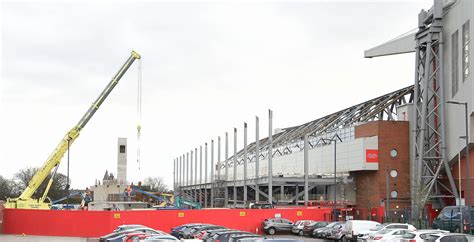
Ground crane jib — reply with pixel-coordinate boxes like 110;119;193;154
10;51;141;207
76;54;139;130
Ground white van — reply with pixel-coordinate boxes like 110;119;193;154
344;220;381;242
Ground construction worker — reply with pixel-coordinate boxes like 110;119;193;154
81;188;92;210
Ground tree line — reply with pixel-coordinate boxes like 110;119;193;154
0;167;69;202
0;167;170;202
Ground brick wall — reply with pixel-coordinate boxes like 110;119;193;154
353;121;410;219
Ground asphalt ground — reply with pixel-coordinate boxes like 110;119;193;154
269;234;328;242
0;234;326;242
0;234;96;242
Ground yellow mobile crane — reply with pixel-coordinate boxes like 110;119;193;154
5;50;141;209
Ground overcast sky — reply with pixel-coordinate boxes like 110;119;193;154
0;1;429;190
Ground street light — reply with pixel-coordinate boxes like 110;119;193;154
386;166;390;222
447;101;471;234
323;134;343;222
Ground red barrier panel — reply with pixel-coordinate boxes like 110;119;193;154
4;207;332;238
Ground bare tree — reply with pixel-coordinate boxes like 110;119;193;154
143;177;168;194
0;175;14;200
13;167;69;201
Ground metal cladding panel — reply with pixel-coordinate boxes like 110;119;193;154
441;0;474;162
364;31;416;58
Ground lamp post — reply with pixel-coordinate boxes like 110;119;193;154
386;166;390;221
323;134;343;221
447;101;471;234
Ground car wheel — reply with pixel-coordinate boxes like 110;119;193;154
268;227;276;235
299;230;304;236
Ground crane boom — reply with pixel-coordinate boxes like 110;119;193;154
5;50;141;209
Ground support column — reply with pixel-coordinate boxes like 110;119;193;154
205;143;208;208
244;122;248;205
255;116;260;202
218;136;221;181
234;128;238;207
280;185;284;202
211;139;215;208
195;148;198;200
180;155;183;191
295;184;299;205
178;157;181;191
200;146;203;206
191;149;194;201
186;152;189;189
304;134;309;206
268;109;273;205
225;132;229;207
173;158;176;193
181;154;186;192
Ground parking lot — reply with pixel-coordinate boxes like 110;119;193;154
0;234;327;242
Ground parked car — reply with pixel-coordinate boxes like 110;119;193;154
291;220;315;235
138;234;179;241
238;239;303;242
302;221;328;236
327;222;347;241
182;224;214;238
262;218;294;235
313;222;343;238
344;220;380;242
366;229;410;242
399;229;449;242
432;205;474;233
100;227;164;242
123;232;150;242
210;231;253;242
202;229;236;241
361;223;417;241
228;234;261;242
424;233;470;242
189;225;226;239
114;225;151;233
170;223;203;238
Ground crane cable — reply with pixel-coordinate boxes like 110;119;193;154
137;58;142;170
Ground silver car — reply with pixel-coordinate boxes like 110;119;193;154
291;220;315;235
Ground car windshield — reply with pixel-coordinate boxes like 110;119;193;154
327;222;339;227
308;222;318;226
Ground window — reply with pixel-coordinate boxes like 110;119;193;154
452;30;459;97
392;224;407;229
390;170;398;178
390;190;398;198
390;149;398;158
119;145;126;153
463;20;470;82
